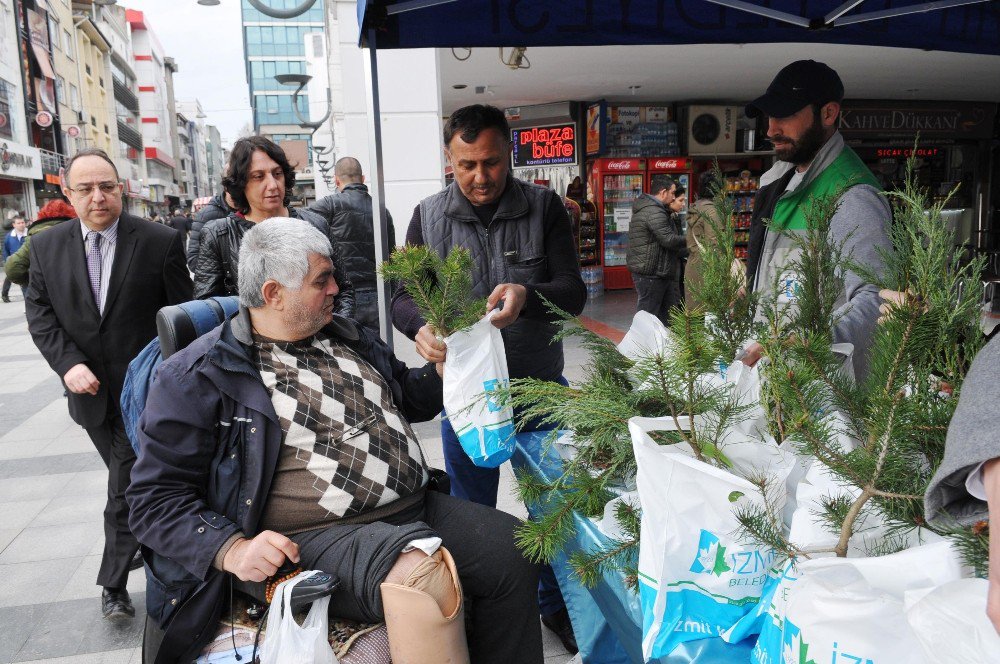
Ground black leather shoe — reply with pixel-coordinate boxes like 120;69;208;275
541;607;578;654
128;550;143;571
102;587;135;624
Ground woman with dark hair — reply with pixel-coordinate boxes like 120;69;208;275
194;136;354;316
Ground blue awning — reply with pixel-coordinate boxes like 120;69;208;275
357;0;1000;56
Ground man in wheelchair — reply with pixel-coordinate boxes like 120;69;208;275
127;218;543;663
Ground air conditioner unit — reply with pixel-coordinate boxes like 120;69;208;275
682;105;738;155
78;110;89;124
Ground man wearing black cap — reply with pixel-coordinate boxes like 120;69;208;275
741;59;891;380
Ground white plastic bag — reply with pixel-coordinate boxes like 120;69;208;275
751;541;964;664
631;416;792;659
616;310;674;363
905;578;1000;663
781;563;927;664
443;311;515;468
260;570;337;664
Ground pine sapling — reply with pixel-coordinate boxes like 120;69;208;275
378;245;486;336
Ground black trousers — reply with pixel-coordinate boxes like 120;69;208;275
290;491;544;664
634;273;682;325
85;412;140;589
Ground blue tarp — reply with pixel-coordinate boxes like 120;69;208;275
357;0;1000;56
512;432;755;663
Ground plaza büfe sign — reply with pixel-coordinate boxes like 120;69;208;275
511;124;576;168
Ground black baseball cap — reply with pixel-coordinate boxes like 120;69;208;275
746;60;844;119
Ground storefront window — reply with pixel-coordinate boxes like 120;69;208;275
0;78;14;140
0;178;28;221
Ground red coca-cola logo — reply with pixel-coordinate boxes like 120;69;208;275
606;160;635;170
653;159;680;169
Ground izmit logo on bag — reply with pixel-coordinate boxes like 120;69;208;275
780;619;817;664
689;530;732;577
482;378;509;413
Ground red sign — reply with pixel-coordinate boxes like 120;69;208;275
650;158;689;170
511;123;576;168
604;159;641;171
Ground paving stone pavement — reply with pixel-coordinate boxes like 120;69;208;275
0;288;634;664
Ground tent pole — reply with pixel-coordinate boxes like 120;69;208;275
823;0;866;24
364;25;394;351
832;0;989;26
702;0;811;27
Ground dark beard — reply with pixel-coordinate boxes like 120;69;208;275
773;116;827;166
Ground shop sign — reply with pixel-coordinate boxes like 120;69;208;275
874;147;941;158
839;101;996;141
646;106;670;122
650;158;689;170
0;141;42;180
586;102;604;156
604;159;642;171
613;106;642;128
35;111;53;128
66;125;80;138
511;123;576;168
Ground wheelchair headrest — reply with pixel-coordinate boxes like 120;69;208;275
155;297;240;359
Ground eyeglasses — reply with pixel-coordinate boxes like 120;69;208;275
66;182;121;196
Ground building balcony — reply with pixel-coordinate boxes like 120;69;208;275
113;78;139;113
117;120;143;150
39;149;66;174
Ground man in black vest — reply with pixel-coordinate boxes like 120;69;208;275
391;104;586;653
309;156;395;332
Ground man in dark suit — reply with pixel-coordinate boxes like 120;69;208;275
25;148;193;623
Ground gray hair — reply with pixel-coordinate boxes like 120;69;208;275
238;217;332;308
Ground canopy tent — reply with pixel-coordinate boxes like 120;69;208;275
351;0;999;345
358;0;1000;55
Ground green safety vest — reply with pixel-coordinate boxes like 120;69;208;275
771;146;882;231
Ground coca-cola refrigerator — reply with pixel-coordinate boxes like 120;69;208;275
590;158;646;290
646;156;694;215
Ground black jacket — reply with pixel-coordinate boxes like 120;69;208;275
186;195;231;271
626;194;687;278
310;183;395;330
127;308;443;663
746;169;797;292
309;183;396;291
26;214;193;428
193;208;355;317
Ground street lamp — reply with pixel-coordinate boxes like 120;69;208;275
247;0;317;19
273;73;331;131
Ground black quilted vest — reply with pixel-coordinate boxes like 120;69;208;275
419;177;564;381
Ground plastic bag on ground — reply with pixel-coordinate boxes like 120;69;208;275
631;416;792;659
443;311;515;468
905;578;1000;663
260;570;338;664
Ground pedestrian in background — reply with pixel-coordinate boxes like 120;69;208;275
25;148;192;623
2;214;27;302
187;193;233;271
627;174;687;325
309;156;395;333
3;199;77;289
